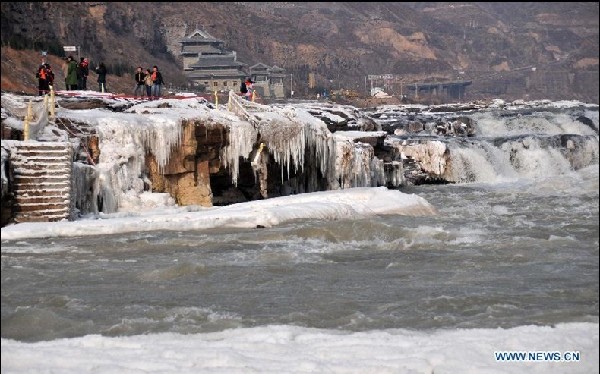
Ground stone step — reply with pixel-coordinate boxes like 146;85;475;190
13;167;72;175
15;178;71;191
13;177;71;185
13;203;71;213
13;145;71;153
12;147;71;153
12;155;71;163
15;196;70;205
14;188;71;196
14;213;70;223
7;141;74;223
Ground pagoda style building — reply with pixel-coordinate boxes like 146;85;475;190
180;29;246;92
180;29;287;99
249;63;287;100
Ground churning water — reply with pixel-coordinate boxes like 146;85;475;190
2;166;598;342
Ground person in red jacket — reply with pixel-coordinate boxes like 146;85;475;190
36;62;54;95
77;58;89;90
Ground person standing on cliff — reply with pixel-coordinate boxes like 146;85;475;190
133;66;145;98
36;61;51;95
95;62;108;93
144;68;153;98
77;58;89;90
44;63;55;92
244;77;253;101
65;56;79;91
240;78;248;96
151;66;164;99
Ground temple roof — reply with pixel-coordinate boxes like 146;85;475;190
249;63;270;71
189;55;245;68
180;29;222;43
186;70;246;79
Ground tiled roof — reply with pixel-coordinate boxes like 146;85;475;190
186;71;246;79
190;55;245;68
180;29;222;43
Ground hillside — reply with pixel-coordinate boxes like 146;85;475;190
1;2;598;102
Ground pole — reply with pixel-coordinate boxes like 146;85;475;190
50;86;56;119
290;73;293;98
24;100;32;141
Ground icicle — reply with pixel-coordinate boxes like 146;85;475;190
331;137;388;189
71;162;99;215
94;117;183;212
221;120;257;186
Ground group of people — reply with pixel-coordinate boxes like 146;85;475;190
62;56;106;92
63;56;90;91
62;56;86;91
133;66;164;99
37;57;165;98
36;55;108;95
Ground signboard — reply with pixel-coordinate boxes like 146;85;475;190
63;46;77;52
368;74;395;80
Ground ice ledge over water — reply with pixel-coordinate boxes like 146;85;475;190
0;187;436;240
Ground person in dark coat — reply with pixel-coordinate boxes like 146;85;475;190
44;63;55;90
151;65;164;98
77;58;89;90
95;63;107;93
133;66;145;98
244;78;253;101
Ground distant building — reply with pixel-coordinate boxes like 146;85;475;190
180;29;246;92
180;29;287;99
249;63;287;100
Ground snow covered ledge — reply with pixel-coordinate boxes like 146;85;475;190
0;187;436;240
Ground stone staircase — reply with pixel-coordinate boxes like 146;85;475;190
10;141;73;223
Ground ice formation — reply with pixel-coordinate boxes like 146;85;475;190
43;94;387;215
334;138;385;188
6;91;595;220
226;92;337;189
0;94;49;140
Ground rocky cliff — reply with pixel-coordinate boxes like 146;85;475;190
1;2;598;103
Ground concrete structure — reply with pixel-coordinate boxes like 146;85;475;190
405;81;472;101
249;63;287;100
180;29;247;93
367;74;471;101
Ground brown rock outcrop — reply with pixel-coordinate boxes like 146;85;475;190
145;120;230;207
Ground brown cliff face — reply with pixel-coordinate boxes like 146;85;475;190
1;2;598;103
